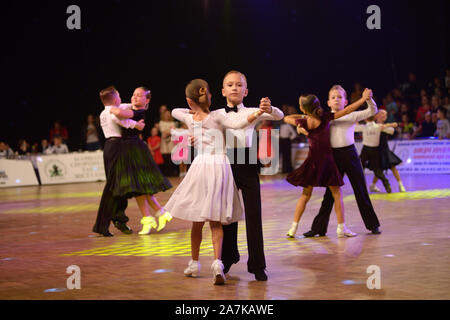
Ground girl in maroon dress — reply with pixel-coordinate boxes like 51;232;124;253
284;89;372;238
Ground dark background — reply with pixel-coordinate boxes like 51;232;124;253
2;0;449;150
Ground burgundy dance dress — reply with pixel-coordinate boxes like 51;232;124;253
286;112;344;187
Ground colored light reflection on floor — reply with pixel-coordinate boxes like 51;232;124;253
344;189;450;202
61;222;361;257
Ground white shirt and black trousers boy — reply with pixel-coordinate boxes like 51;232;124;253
93;105;138;236
220;103;284;280
304;101;381;236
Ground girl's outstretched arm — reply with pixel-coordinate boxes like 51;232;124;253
284;114;306;126
334;88;373;119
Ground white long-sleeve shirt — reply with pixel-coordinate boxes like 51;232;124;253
99;104;138;138
330;99;378;148
171;108;253;154
280;123;297;140
355;121;394;147
218;103;284;148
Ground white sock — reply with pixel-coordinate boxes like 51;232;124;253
338;223;345;229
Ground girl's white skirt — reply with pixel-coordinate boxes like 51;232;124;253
163;153;244;224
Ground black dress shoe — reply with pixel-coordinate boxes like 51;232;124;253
114;221;133;234
303;230;326;237
371;227;381;234
101;230;114;237
223;259;239;274
252;269;268;281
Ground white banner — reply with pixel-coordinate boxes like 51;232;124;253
36;152;106;185
355;139;450;174
292;139;450;174
0;159;39;188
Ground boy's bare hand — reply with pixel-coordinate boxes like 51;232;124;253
136;119;145;131
362;88;373;100
259;97;272;113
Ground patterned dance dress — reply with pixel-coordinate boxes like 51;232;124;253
110;108;172;198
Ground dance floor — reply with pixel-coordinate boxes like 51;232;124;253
0;173;449;300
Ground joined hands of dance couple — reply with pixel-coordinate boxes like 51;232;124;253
93;75;383;286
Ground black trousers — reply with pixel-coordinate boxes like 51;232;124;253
161;153;179;177
310;145;380;233
92;138;129;234
279;138;293;173
221;148;266;273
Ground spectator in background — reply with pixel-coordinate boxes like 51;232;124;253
40;139;53;154
49;120;69;144
435;107;450;139
429;76;443;94
419;88;428;98
432;111;438;127
81;114;101;151
31;142;40;154
397;113;415;139
385;93;398;123
158;109;177;176
392;88;404;102
0;141;14;158
154;105;168;130
399;102;414;121
416;95;431;124
401;72;420;109
350;82;363;103
430;95;441;113
16;139;30;156
147;127;164;168
413;112;436;138
442;96;450;118
48;136;69;154
435;87;445;100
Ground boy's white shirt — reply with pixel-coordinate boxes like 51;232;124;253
355;121;394;147
219;103;284;148
171;104;284;148
330;99;378;148
100;103;138;138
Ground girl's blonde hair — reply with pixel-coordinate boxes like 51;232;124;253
329;84;347;100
